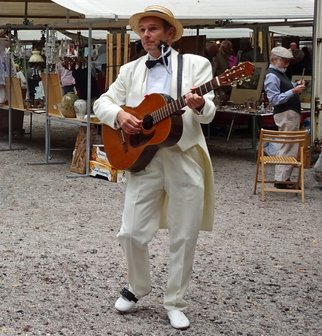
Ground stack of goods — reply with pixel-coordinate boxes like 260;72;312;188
90;145;126;183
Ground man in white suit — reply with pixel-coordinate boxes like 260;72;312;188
93;5;216;330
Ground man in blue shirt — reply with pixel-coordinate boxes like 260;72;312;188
264;46;306;188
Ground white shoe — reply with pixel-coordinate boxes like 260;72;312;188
115;296;136;312
167;310;190;330
114;287;138;313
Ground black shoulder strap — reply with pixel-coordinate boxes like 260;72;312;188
177;53;183;98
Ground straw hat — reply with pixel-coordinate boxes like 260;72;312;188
129;5;183;42
271;46;294;59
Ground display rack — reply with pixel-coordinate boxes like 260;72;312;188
1;24;131;177
28;25;96;175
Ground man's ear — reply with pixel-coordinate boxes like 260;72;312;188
167;26;176;41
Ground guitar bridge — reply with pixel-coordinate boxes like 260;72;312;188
118;129;129;153
119;129;126;144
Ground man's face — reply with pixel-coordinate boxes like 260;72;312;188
274;57;291;69
138;17;175;57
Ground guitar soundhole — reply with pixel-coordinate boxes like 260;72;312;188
142;115;154;130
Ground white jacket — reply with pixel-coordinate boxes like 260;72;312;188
94;48;216;231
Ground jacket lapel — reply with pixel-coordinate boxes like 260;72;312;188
126;56;149;106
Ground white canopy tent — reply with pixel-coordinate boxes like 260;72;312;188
5;0;313;40
49;0;315;41
1;0;314;26
51;0;322;141
51;0;314;23
2;1;314;42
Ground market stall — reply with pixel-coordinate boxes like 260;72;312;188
1;0;320;174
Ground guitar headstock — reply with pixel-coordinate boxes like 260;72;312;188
217;61;255;87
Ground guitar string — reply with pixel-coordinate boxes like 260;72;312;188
150;80;216;125
147;63;251;125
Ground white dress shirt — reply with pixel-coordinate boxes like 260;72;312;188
145;55;172;95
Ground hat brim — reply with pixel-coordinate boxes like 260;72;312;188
274;54;294;59
129;12;183;42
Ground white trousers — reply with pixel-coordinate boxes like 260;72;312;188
273;110;301;181
117;145;205;311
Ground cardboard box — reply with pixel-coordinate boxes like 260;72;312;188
90;145;126;182
89;160;117;182
91;144;110;166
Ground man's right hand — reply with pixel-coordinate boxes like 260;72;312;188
117;110;142;134
292;83;305;95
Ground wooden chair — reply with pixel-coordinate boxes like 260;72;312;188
253;129;307;202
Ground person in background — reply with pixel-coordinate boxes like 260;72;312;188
286;42;305;79
93;5;216;330
214;40;234;101
72;56;100;101
0;29;9;104
228;49;237;68
204;41;219;76
15;63;27;100
55;57;76;95
300;46;312;75
237;38;254;63
214;39;233;76
264;46;306;189
15;64;27;90
27;60;42;106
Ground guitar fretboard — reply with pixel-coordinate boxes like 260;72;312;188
151;79;216;124
146;61;254;125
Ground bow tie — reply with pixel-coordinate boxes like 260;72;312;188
145;51;171;69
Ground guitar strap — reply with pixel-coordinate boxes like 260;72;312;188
177;53;183;98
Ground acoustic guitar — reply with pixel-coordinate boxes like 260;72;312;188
101;61;255;172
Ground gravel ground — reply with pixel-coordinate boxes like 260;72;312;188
0;113;321;336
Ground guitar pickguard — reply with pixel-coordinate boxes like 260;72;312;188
129;130;155;147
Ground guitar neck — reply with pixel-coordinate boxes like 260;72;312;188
148;61;254;125
150;78;217;124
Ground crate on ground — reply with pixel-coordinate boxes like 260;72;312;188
90;145;126;182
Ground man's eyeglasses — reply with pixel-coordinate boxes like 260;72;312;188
277;57;291;63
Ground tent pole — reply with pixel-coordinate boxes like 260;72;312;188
312;0;322;141
85;24;92;176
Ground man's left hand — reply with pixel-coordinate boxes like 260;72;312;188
185;90;205;112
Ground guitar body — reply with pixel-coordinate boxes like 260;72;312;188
101;93;183;172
